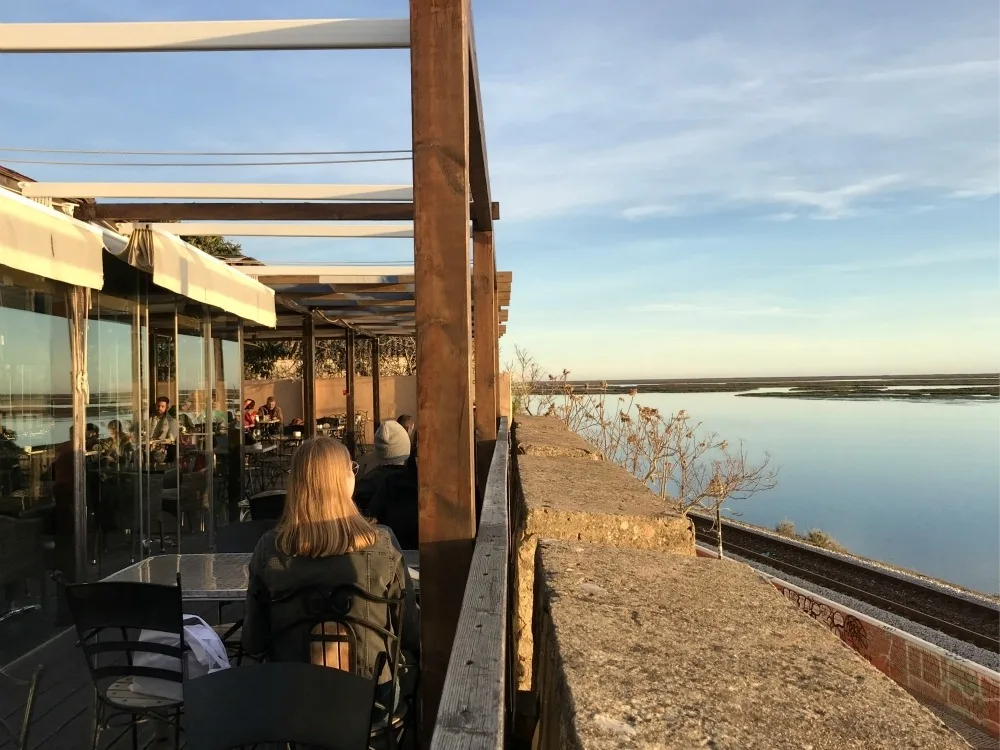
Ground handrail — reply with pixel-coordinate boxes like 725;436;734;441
430;417;510;750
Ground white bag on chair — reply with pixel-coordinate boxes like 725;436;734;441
130;615;231;701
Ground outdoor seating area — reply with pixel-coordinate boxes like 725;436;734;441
0;3;512;749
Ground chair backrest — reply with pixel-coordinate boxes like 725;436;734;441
62;579;185;690
215;518;276;553
267;584;405;689
185;662;375;750
0;666;44;749
248;490;285;520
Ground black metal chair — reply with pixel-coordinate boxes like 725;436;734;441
266;584;413;750
212;519;277;661
248;489;285;521
0;665;44;749
184;661;375;750
62;576;186;750
215;518;276;553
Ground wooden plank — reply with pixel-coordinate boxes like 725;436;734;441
146;222;418;238
302;313;317;437
345;328;357;457
0;18;410;52
467;14;492;232
473;230;498;512
430;418;509;750
20;183;412;201
89;201;416;222
410;0;476;738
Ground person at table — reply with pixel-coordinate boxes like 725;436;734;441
369;437;418;550
149;396;179;444
98;419;134;468
258;396;284;425
243;398;258;431
241;436;420;707
353;420;410;513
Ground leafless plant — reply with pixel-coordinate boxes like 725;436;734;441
506;347;778;555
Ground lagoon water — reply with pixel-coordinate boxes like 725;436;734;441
601;392;1000;594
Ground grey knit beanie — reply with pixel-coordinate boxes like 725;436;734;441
375;419;411;465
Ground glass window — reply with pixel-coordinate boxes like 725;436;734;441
0;267;73;664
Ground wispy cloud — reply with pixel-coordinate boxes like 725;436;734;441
481;5;1000;223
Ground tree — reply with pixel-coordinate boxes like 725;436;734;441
506;344;544;416
181;235;244;258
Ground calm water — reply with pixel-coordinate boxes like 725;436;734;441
604;392;1000;594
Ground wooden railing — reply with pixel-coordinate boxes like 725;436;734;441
430;417;510;750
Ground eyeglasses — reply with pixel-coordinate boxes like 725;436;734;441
351;462;359;475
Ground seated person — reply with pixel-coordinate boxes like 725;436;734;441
257;396;284;425
243;398;258;431
353;420;410;513
241;436;419;708
395;414;415;441
369;441;418;550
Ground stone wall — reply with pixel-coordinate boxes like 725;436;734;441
532;540;970;750
512;416;694;693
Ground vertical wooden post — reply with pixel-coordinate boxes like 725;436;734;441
372;336;382;435
473;230;498;509
494;274;501;421
345;328;357;457
410;0;474;734
302;314;316;438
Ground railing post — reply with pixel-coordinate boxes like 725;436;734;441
302;313;316;437
345;328;357;457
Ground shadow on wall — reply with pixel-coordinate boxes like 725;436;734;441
243;376;417;443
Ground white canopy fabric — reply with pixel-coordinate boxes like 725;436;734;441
0;188;105;289
125;226;276;327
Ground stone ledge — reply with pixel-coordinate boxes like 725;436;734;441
532;540;969;750
513;448;694;692
514;415;602;459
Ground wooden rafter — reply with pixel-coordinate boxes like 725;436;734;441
467;12;492;231
85;200;500;222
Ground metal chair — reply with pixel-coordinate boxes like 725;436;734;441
266;584;413;750
0;665;44;749
184;661;375;750
61;576;186;750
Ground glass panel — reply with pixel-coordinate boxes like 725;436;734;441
0;268;72;663
149;297;180;552
175;306;211;551
85;291;143;579
211;315;243;529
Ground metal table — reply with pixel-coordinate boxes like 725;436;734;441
103;553;251;601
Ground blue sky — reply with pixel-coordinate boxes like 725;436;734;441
1;0;997;378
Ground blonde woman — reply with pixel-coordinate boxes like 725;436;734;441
241;437;419;697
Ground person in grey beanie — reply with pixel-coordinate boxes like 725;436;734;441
354;419;411;513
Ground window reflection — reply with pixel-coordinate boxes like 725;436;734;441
0;269;72;663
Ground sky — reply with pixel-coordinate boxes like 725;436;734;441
1;0;998;378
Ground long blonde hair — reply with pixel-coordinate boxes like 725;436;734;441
276;437;377;558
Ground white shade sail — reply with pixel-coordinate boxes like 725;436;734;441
124;226;277;327
0;188;105;289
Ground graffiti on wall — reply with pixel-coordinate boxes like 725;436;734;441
778;585;870;652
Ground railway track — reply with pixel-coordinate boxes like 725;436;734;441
689;514;1000;652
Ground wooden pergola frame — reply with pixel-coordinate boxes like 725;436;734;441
4;2;503;736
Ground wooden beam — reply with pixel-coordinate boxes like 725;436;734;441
372;337;382;434
473;230;498;514
20;182;412;201
411;0;475;736
345;328;357;458
90;202;416;222
146;222;418;238
0;19;410;52
302;314;317;437
467;12;493;232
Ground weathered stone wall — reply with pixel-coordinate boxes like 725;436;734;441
512;416;694;693
532;540;970;750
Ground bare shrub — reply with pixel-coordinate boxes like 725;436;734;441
507;347;779;555
775;519;797;537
